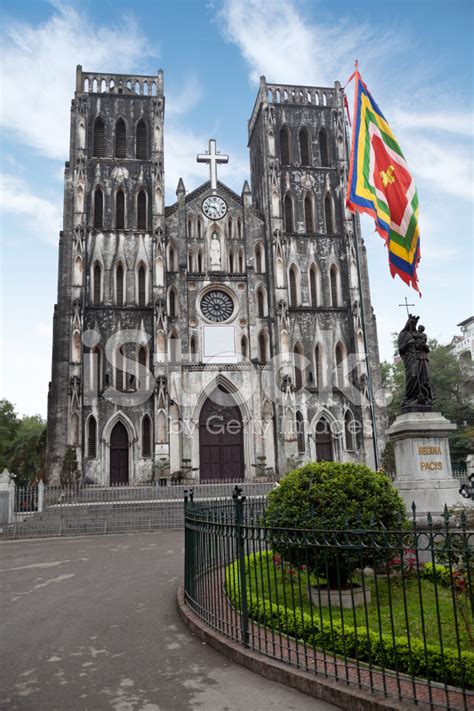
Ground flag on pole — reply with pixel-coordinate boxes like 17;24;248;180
346;66;421;292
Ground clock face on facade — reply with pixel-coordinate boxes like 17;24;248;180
200;290;234;322
201;195;228;220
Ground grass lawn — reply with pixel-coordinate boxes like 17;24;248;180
233;550;473;653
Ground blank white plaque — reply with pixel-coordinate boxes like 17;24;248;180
202;325;237;364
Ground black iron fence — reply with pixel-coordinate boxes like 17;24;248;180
184;488;474;710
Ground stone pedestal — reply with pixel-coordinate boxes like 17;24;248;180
386;412;468;514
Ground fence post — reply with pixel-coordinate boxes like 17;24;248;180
233;485;249;647
38;481;44;513
184;488;194;602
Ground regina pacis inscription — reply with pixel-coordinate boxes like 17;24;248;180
418;445;443;471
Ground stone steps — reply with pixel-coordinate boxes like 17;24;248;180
1;501;184;539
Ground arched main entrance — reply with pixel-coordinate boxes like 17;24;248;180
110;421;129;484
199;389;244;482
315;417;333;462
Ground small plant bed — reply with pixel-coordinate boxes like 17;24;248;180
225;551;474;690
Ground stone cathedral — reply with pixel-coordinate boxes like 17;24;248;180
46;66;385;485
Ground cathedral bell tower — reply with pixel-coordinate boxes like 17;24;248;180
248;77;384;471
47;66;165;484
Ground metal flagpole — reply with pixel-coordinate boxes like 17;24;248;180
341;87;380;470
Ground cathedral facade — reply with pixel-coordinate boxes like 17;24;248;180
46;66;385;485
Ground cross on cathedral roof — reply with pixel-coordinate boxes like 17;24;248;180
196;139;229;192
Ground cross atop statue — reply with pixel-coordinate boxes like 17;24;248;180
197;139;229;192
399;296;415;318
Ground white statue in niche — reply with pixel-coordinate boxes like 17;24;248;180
209;232;221;270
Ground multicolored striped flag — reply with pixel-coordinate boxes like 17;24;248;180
346;67;421;292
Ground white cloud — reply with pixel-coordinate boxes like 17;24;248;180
0;3;157;160
165;127;249;203
220;0;473;205
0;173;62;245
167;77;203;116
402;134;473;202
392;109;474;138
219;0;399;87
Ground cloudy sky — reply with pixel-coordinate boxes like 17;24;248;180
1;0;473;417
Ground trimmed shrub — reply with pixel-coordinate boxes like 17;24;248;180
226;561;474;690
264;462;407;586
421;562;452;587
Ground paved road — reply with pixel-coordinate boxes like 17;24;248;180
0;532;338;710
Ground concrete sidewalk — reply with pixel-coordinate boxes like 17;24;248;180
0;532;338;710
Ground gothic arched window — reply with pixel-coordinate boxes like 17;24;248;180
136;345;148;392
257;288;265;317
115;189;125;229
324;193;334;234
93;263;101;305
137;265;146;306
345;410;355;451
330;265;339;306
304;194;315;233
289;265;298;306
136;119;148;159
137;189;147;230
197;250;203;273
279;126;290;164
190;336;197;361
229;252;234;273
142;415;151;458
259;331;268;363
115;118;126;158
93;117;105;157
314;344;323;389
168;243;177;272
299;128;310;165
241;335;248;358
284;193;294;233
169;331;179;362
255;243;264;273
92;346;102;393
93;187;103;228
238;250;244;272
293;344;304;390
335;342;345;388
115;347;125;392
87;416;97;458
169;288;177;319
319;128;329;166
296;411;305;452
309;265;319;306
116;263;125;306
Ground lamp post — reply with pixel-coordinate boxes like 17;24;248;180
459;474;474;501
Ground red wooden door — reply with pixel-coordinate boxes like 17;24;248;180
315;418;333;461
199;396;244;482
110;422;129;485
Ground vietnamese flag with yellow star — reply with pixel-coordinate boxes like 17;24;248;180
346;68;421;292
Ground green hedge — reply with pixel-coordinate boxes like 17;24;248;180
226;561;474;690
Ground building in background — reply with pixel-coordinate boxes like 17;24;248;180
449;316;474;405
46;67;385;485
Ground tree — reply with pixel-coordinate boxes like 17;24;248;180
0;399;19;470
264;462;407;586
8;415;47;486
382;337;474;468
0;400;47;485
